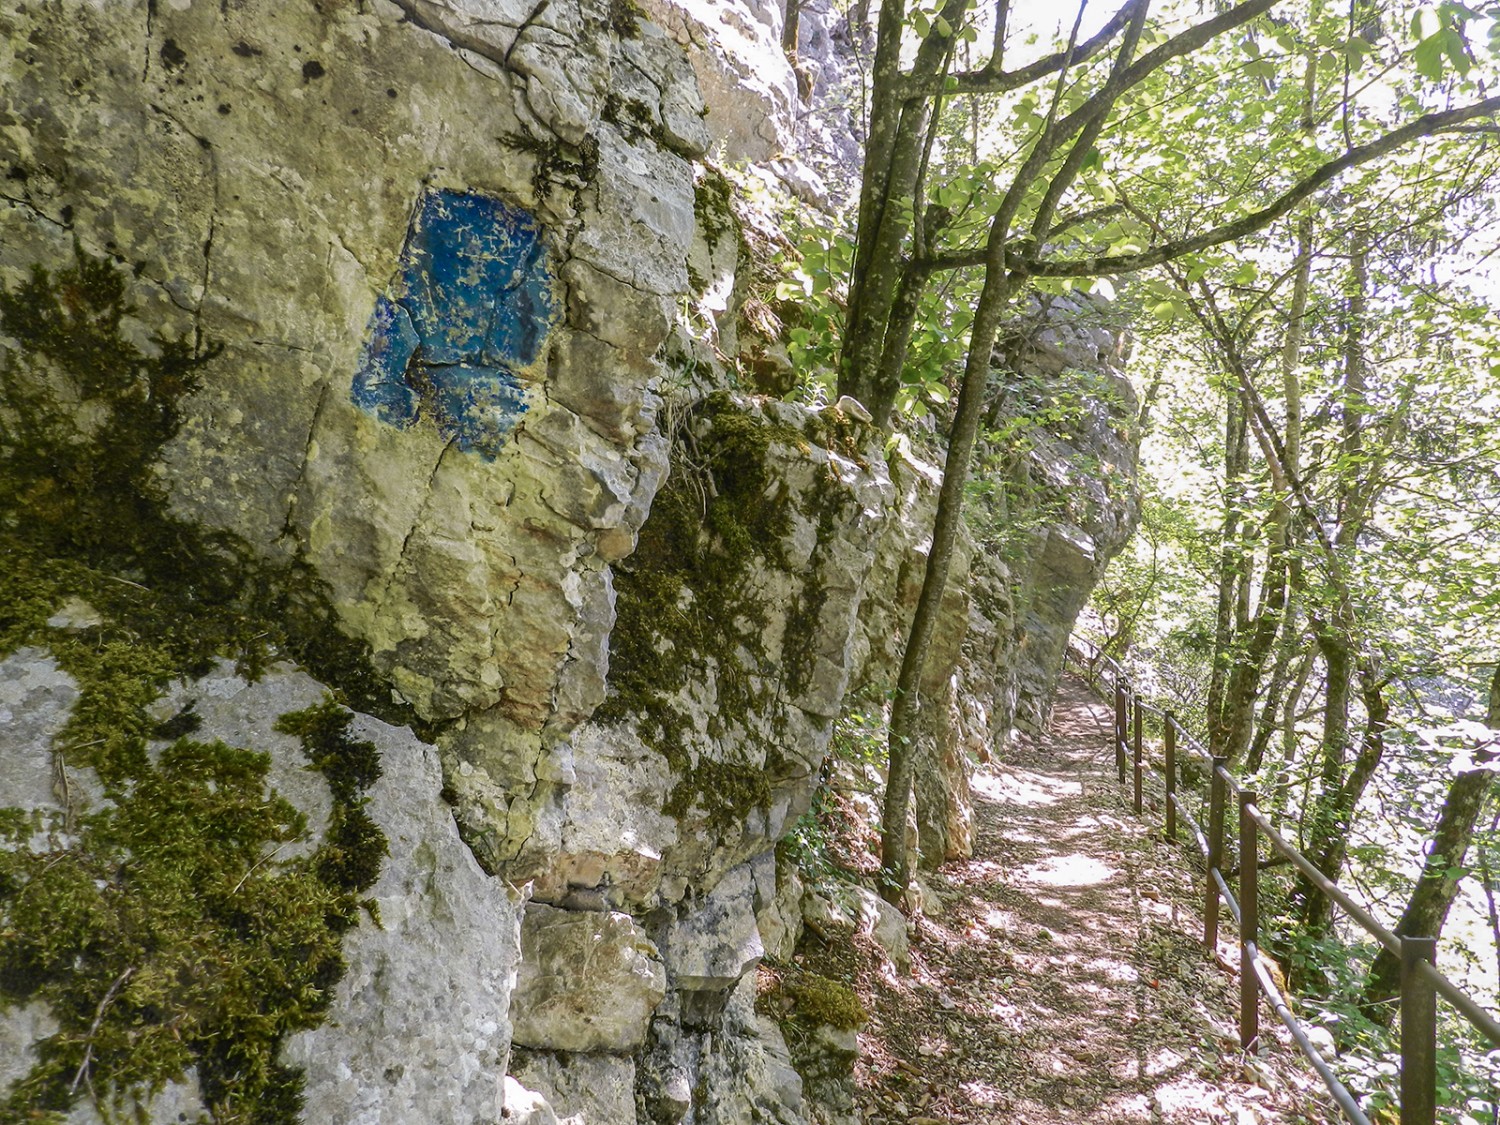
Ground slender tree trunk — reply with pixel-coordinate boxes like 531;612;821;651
1219;552;1288;765
1270;649;1315;817
840;0;965;420
1293;619;1354;934
1361;667;1500;1020
1479;804;1500;1002
1291;227;1376;940
1246;594;1300;773
782;0;801;55
1207;394;1248;757
879;270;1021;900
879;0;1156;899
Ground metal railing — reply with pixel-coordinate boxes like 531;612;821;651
1062;637;1500;1125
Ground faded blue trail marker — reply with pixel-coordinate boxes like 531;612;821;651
352;189;557;459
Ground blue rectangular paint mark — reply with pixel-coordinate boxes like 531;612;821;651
351;189;558;459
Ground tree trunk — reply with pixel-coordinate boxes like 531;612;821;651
1360;667;1500;1020
839;0;965;421
1292;228;1375;941
1219;548;1288;766
1207;394;1248;757
879;269;1021;900
1293;619;1354;937
1245;594;1300;773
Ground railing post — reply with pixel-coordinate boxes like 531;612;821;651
1164;713;1177;841
1239;790;1259;1051
1400;936;1438;1125
1114;681;1128;786
1132;695;1144;815
1204;756;1228;951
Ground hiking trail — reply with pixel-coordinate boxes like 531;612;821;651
833;676;1334;1124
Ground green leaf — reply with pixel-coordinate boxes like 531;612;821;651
1442;26;1472;72
1414;33;1447;80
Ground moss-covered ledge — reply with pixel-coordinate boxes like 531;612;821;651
596;392;884;841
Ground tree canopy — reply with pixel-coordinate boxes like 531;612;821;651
799;0;1500;900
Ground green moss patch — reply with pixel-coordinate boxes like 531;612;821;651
599;394;852;827
756;965;867;1032
693;170;739;251
0;249;395;1121
275;702;387;901
0;733;370;1124
0;246;395;725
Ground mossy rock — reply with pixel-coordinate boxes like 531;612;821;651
0;248;396;1122
597;394;845;829
757;967;866;1032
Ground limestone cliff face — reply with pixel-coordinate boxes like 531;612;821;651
0;2;1137;1123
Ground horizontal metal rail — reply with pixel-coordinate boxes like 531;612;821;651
1414;959;1500;1048
1248;941;1374;1125
1212;867;1241;929
1171;792;1210;859
1245;806;1400;956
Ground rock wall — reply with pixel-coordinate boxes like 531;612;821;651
0;3;1138;1123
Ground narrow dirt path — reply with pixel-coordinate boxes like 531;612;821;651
845;676;1331;1124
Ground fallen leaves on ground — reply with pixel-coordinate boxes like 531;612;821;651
812;678;1340;1124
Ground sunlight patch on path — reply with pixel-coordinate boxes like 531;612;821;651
973;767;1082;806
1016;852;1116;887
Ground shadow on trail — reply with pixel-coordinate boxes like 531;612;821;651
856;676;1325;1125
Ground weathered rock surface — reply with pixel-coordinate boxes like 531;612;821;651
505;397;892;916
0;649;525;1124
0;651;90;840
636;0;798;161
511;1050;640;1124
0;0;1141;1119
844;294;1138;869
695;976;808;1125
752;850;804;964
512;904;667;1052
800;881;909;971
662;861;765;1009
277;682;527;1124
981;293;1140;735
0;0;680;754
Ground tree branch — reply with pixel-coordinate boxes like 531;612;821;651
920;0;1276;100
1007;96;1500;277
916;0;1137;97
1030;0;1152;241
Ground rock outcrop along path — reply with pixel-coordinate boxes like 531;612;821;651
848;677;1330;1124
